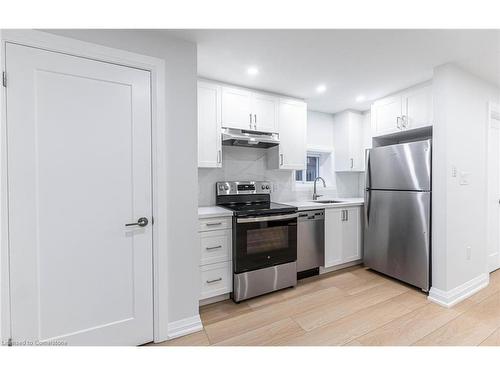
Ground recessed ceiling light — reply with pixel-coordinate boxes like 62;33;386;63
356;95;366;102
247;67;259;76
316;84;327;93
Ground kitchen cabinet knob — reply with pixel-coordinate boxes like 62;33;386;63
206;245;222;251
206;277;222;284
206;222;223;226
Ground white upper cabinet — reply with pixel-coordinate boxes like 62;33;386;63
198;81;222;168
371;82;433;137
403;85;433;130
221;86;253;130
371;95;402;136
333;111;365;171
268;98;307;170
252;93;279;133
221;86;278;132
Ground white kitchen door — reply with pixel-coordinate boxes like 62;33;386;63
5;43;154;345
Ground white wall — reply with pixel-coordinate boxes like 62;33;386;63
44;30;200;332
307;110;335;149
432;63;500;300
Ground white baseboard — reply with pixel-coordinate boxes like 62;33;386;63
166;315;203;340
199;293;230;306
428;273;489;308
320;260;363;274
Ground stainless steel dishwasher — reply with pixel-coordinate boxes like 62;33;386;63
297;209;325;278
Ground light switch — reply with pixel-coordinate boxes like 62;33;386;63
459;171;470;185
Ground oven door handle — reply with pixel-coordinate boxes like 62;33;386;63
236;213;298;223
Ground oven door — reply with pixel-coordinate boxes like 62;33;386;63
234;212;298;273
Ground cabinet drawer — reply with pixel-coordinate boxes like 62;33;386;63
200;229;232;265
200;261;232;300
198;216;232;232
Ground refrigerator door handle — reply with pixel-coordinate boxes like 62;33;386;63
365;189;371;226
365;149;371;189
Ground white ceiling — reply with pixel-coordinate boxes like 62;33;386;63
164;29;500;114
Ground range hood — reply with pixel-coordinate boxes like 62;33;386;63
221;128;279;149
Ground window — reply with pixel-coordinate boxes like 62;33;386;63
295;155;320;183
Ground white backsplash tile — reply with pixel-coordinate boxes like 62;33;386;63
198;146;362;206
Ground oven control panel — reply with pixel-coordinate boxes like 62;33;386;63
216;181;271;195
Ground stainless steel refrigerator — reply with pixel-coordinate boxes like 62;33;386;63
364;139;431;291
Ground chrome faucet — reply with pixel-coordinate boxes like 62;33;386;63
313;177;326;200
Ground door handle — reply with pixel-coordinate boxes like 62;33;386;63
254;114;257;125
125;217;149;227
365;190;371;226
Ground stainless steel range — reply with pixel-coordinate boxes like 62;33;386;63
216;181;298;302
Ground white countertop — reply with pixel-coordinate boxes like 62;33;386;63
198;197;363;217
198;206;234;219
278;197;364;211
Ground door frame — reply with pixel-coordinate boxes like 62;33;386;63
0;29;169;343
486;101;500;273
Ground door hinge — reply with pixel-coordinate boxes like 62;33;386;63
2;71;6;88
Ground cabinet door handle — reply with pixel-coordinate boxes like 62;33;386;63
280;153;284;166
206;277;222;284
402;115;407;129
217;150;222;164
254;114;257;125
350;158;354;169
396;116;401;130
341;210;345;221
249;113;252;128
206;222;223;226
345;210;349;221
206;245;222;251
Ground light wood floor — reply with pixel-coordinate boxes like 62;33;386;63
155;266;500;346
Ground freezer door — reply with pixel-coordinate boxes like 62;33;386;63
364;189;430;290
366;139;431;191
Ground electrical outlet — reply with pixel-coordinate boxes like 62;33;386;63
466;246;472;260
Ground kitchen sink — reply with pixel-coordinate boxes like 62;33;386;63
310;200;343;204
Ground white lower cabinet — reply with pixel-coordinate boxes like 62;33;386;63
200;229;232;265
324;206;363;268
198;215;233;302
200;261;232;300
